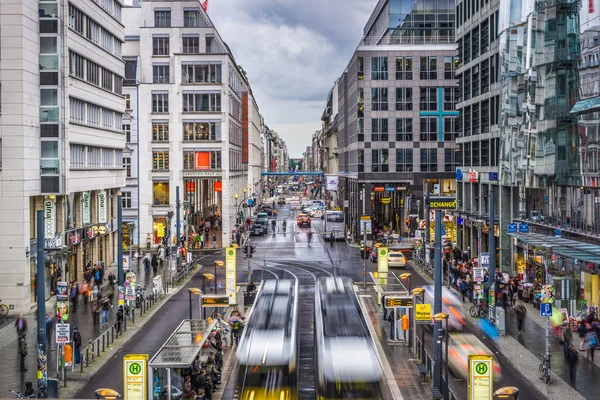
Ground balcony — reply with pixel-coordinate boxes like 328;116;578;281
361;34;455;46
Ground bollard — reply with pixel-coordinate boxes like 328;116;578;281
102;333;105;352
140;303;143;317
111;326;114;343
81;354;83;372
85;348;89;368
96;338;100;357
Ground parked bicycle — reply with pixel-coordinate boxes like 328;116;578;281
538;353;551;383
0;300;9;316
82;338;95;364
470;302;488;319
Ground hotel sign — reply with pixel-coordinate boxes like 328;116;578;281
98;190;107;224
82;192;91;225
44;197;56;238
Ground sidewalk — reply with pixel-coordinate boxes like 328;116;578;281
0;257;163;396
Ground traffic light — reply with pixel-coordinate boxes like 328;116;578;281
405;218;410;228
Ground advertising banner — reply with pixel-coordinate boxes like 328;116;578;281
44;196;56;239
98;190;107;224
225;247;237;304
326;175;339;191
82;192;91;225
55;323;70;343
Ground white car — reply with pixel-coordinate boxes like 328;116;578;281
387;252;407;267
309;209;324;219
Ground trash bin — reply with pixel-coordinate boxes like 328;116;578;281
46;378;59;398
495;306;506;335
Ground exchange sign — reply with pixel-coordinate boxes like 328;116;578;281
428;196;457;210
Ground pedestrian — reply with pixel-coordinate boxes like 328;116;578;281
514;302;527;334
381;295;388;321
15;313;28;338
387;310;396;340
116;305;124;334
212;233;217;249
231;316;241;346
72;327;82;365
151;254;159;276
18;334;28;372
564;325;573;360
235;232;241;246
71;282;78;312
144;254;151;274
579;321;588;351
585;328;598;361
200;233;204;249
45;313;53;347
566;343;579;383
195;369;206;392
107;281;115;306
91;297;99;324
101;297;110;326
147;233;151;251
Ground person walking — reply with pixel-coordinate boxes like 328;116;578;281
72;327;82;365
514;302;527;335
579;321;588;351
585;327;598;361
387;310;396;340
18;334;28;372
212;233;217;249
147;233;152;251
91;297;99;324
70;282;78;312
116;305;124;334
563;325;573;360
101;297;110;326
566;343;579;383
151;254;159;276
200;233;205;249
45;313;54;348
15;313;28;338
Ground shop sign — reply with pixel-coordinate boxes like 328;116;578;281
183;170;223;178
385;186;395;192
488;172;498;181
507;223;518;233
44;196;56;238
97;224;109;236
554;229;562;238
98;190;107;224
45;233;62;250
152;210;168;216
396;186;407;191
87;227;96;240
468;169;479;182
519;223;529;233
456;169;463;181
82;192;91;225
68;230;81;245
381;197;392;204
428;196;457;210
374;187;385;192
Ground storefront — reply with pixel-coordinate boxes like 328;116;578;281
153;215;168;245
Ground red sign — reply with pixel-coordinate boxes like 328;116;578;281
590;0;595;13
68;231;81;245
242;92;249;164
468;169;479;182
186;182;196;192
374;187;385;192
214;181;222;192
195;152;210;170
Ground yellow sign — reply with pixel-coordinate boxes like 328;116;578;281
415;303;432;322
386;296;413;308
202;295;230;307
225;247;236;304
468;354;493;400
381;197;392;204
360;215;371;220
429;196;457;210
378;247;389;276
123;354;148;400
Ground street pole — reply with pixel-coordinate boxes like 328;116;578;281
488;189;496;321
363;226;367;289
118;194;123;289
176;186;181;270
444;318;449;400
433;209;443;392
424;182;430;263
36;210;47;395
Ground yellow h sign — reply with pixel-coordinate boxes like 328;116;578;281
468;354;493;400
123;354;148;400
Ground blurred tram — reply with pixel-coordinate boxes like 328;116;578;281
445;333;503;381
422;285;466;330
315;276;384;399
236;279;299;400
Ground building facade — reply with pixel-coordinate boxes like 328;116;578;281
337;0;459;242
1;0;126;313
123;1;261;248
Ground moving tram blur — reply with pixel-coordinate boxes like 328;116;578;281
315;277;384;399
236;279;299;400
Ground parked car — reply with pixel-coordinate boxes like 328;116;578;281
387;251;407;267
256;212;269;222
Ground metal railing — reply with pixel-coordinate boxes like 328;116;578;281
411;250;434;277
414;335;459;400
362;34;456;46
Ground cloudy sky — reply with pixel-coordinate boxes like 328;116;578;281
208;0;378;158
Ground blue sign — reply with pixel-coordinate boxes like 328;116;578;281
488;172;498;181
554;229;562;238
457;217;464;225
507;223;518;233
519;223;529;233
540;303;553;317
456;169;463;181
385;187;395;192
544;196;549;204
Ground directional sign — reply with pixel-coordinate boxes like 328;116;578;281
468;354;493;400
202;295;230;307
55;323;70;343
123;354;148;400
540;303;553;317
507;223;517;233
519;223;529;233
415;303;431;324
386;296;413;308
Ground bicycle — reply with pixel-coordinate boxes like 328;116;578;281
538;353;551;383
470;302;488;319
0;300;9;316
8;389;37;399
82;339;95;364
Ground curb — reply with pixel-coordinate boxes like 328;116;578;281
62;264;205;399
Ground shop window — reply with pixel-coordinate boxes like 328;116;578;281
153;181;170;205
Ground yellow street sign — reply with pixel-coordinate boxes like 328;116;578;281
468;354;493;400
378;247;389;275
123;354;148;400
225;247;237;304
415;303;432;323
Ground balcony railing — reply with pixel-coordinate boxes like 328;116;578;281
362;35;456;46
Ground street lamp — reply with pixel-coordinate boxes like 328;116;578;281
494;387;520;399
400;273;412;293
433;312;450;400
201;274;214;319
234;194;239;225
188;288;202;320
411;287;425;361
214;260;224;294
95;388;121;399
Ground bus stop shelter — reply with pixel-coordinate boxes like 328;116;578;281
148;319;217;400
370;271;412;343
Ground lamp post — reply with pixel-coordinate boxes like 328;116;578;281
400;273;412;293
188;288;201;320
201;274;214;319
411;287;425;361
214;260;224;294
494;387;520;400
234;194;239;226
434;312;450;400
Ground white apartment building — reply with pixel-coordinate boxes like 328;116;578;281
123;1;262;248
1;0;126;313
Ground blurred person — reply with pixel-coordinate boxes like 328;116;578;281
387;310;396;340
101;297;110;326
566;343;579;382
18;333;28;372
212;232;217;249
91;296;99;324
151;254;159;276
15;313;28;337
585;327;598;361
45;313;54;347
563;325;573;360
72;327;82;365
514;302;527;335
246;281;256;292
579;321;588;351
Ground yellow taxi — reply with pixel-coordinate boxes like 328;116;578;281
297;213;311;227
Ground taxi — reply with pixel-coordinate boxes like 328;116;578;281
296;213;311;227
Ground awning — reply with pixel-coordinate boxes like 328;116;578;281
508;232;600;265
370;271;410;295
149;319;217;369
570;96;600;115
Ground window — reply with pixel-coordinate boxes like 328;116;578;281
358;118;364;142
371;118;388;141
420;118;437;141
444;148;456;172
182;63;222;83
371;88;388;111
206;35;217;53
444;56;459;79
182;36;200;54
481;139;490;166
153;181;170;205
152;151;169;170
154;10;171;27
420;87;437;111
68;5;84;34
420;56;437;80
396;118;413;141
357;57;364;80
184;10;200;27
472;65;480;97
481;19;489;54
396;88;413;111
182;92;221;112
464;32;471;64
372;149;389;172
88;104;100;126
102;69;113;91
69;144;85;168
152;122;169;141
358;88;364;118
420;149;437;171
371;57;388;80
183;151;222;170
123;157;131;178
463;105;471;135
152;93;169;113
358;149;364;172
472;27;479;59
123;124;131;142
443;87;458;111
463;142;471;166
463;69;471;101
481;100;490;133
396;149;413;172
114;75;122;95
122;192;132;208
102;148;114;167
396;57;413;80
472;103;480;134
102;109;114;129
444;117;458;141
70;98;85;124
152;36;170;56
69;52;84;78
481;59;490;94
153;64;170;83
472;141;480;166
183;121;221;141
125;94;131;110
